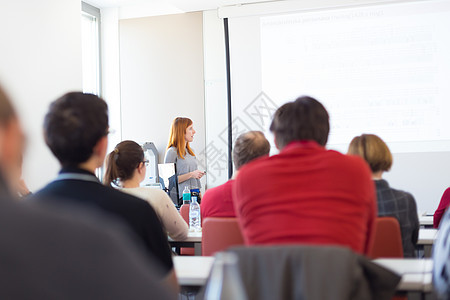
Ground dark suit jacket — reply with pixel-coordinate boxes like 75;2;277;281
0;192;175;299
33;167;173;274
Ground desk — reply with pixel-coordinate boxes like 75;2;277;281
417;229;438;257
174;256;214;286
373;258;433;274
169;232;202;256
373;258;433;296
419;215;434;228
417;229;438;245
175;256;433;295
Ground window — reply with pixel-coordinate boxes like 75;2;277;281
81;2;103;179
81;2;101;95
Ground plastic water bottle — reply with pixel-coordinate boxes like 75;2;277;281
182;186;191;205
189;195;201;232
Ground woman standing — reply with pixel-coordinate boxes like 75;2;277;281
104;140;188;240
165;117;204;205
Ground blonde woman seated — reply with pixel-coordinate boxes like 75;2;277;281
348;134;419;258
105;140;188;240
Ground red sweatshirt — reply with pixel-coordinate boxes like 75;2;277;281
233;140;377;255
434;188;450;228
201;179;236;222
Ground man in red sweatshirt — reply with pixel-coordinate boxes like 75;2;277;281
201;131;270;221
233;96;376;255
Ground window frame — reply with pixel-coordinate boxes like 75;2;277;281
81;2;104;180
81;2;102;96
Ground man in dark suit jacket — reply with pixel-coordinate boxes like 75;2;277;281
0;84;175;299
32;92;177;289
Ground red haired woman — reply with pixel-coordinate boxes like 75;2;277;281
164;117;204;205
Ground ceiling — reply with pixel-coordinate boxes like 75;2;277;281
85;0;280;11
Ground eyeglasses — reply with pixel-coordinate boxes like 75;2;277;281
142;160;149;167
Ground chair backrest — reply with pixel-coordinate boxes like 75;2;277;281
202;217;244;256
180;204;190;225
369;217;404;259
178;204;195;256
219;245;401;300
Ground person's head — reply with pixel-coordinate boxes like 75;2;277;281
233;131;271;170
269;96;329;150
0;85;26;190
104;140;147;187
167;117;195;159
347;134;393;174
44;92;109;169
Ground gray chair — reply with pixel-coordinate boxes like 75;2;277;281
225;245;401;300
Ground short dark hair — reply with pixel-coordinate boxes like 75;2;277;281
44;92;109;167
0;85;16;127
269;96;329;149
233;131;271;170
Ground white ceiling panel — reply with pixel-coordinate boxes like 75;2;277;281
168;0;281;12
84;0;282;11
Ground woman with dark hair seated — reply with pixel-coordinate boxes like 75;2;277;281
104;140;188;240
348;134;419;257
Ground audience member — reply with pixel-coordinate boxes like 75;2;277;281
433;188;450;228
201;131;270;220
233;96;376;255
348;134;419;257
0;85;174;299
104;140;188;240
433;209;450;299
0;89;25;195
33;92;177;288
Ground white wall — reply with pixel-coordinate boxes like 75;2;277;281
204;2;450;214
118;12;206;188
202;10;229;188
101;7;123;152
385;152;450;214
0;0;83;191
102;2;450;213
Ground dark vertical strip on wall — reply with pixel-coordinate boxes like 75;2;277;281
224;18;233;179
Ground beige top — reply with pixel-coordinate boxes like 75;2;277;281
122;187;188;240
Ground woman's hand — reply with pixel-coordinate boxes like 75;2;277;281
179;170;205;183
190;170;205;179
